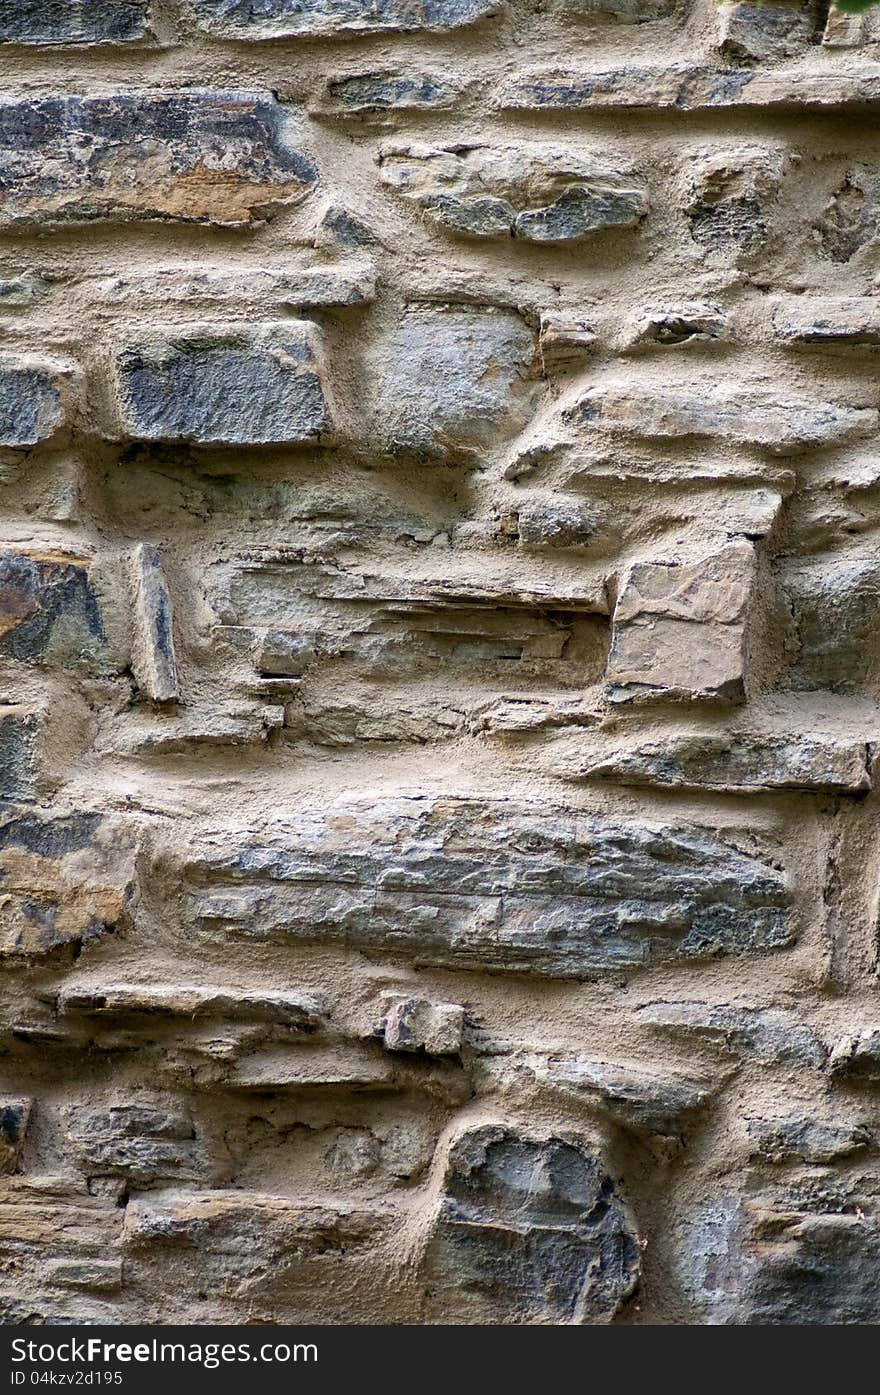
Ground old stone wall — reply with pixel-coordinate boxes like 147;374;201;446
1;0;880;1326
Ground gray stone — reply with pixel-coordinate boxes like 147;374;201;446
677;1196;880;1324
192;0;499;36
635;1002;827;1067
830;1031;880;1083
0;274;49;306
255;631;315;677
129;544;178;704
0;356;69;447
94;263;375;310
715;1;816;63
780;559;880;694
687;148;785;257
114;323;331;446
383;998;464;1055
0;0;148;44
516;499;596;548
185;795;793;975
814;173;880;263
560;731;873;795
377;142;648;243
571;384;877;455
0;1099;30;1173
605;544;754;704
0;706;36;803
498;65;880;112
424;1127;639;1323
64;1101;203;1186
542;1058;714;1137
747;1116;871;1164
623;303;728;350
57;982;325;1029
0;551;105;668
538;312;597;367
317;72;461;115
772;296;880;346
374;305;540;458
0;92;317;229
566;0;674;18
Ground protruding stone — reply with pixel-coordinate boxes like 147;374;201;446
747;1116;871;1164
538;312;597;368
687;147;785;257
383;997;464;1055
830;1031;880;1083
0;0;149;44
606;543;755;704
0;92;317;229
0;706;37;803
191;0;501;38
623;303;728;350
542;1059;714;1137
715;1;816;63
516;498;597;549
0;552;105;669
64;1100;203;1185
0;356;71;447
255;631;315;677
129;544;178;704
317;72;462;116
635;1001;827;1067
377;142;648;243
424;1126;640;1323
114;323;331;446
772;296;880;346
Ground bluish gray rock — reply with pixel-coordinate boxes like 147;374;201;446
0;707;36;804
0;552;105;667
183;796;793;976
635;1001;827;1067
0;0;148;44
0;92;317;228
780;559;880;694
114;323;331;446
0;357;68;447
318;72;461;115
192;0;500;38
424;1127;640;1323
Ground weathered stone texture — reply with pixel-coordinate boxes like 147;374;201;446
2;0;880;1332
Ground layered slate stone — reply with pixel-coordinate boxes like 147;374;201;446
605;544;754;705
557;731;873;794
373;305;540;457
113;323;331;446
570;384;876;455
0;552;105;668
773;297;880;345
128;544;178;703
499;65;880;111
64;1100;204;1186
317;72;462;116
423;1127;640;1323
183;796;793;974
377;142;648;242
0;0;149;44
0;92;317;229
191;0;500;37
0;809;137;958
0;1100;30;1173
0;356;70;447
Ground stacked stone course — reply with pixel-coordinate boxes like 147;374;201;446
1;0;880;1325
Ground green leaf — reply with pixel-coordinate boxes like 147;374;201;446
833;0;879;12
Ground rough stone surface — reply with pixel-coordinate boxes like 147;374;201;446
2;0;880;1331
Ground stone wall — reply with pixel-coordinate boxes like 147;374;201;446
1;0;879;1326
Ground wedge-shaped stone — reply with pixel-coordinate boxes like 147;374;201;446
129;544;177;703
192;0;500;37
377;142;648;243
559;731;872;794
424;1127;640;1323
0;91;317;229
114;323;331;446
606;543;754;704
0;0;149;44
715;1;815;62
571;385;877;455
0;808;137;958
183;795;793;975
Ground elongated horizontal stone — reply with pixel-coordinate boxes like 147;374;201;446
64;1101;204;1185
113;323;331;445
378;142;648;243
570;384;878;455
92;263;375;309
772;297;880;345
499;66;880;111
635;1001;827;1067
0;91;317;229
317;72;461;115
606;544;754;704
181;796;793;975
424;1128;640;1324
558;731;873;794
747;1116;870;1164
57;983;325;1028
541;1058;714;1137
0;356;70;447
191;0;500;37
568;0;674;18
0;0;149;44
